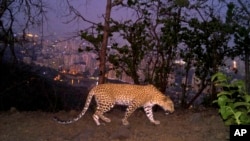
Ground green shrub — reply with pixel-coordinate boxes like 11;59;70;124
212;72;250;125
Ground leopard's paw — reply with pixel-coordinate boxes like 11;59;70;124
153;120;160;125
122;119;129;126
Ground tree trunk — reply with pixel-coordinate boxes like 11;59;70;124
245;46;250;94
186;81;206;108
181;65;190;107
98;0;111;84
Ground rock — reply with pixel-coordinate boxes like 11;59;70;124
69;110;78;116
216;132;226;140
193;126;202;132
10;107;17;113
72;128;95;141
189;113;204;124
110;126;131;140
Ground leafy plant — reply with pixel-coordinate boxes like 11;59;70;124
212;72;250;125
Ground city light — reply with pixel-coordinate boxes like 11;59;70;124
174;59;186;65
233;60;237;69
54;74;61;81
26;33;38;38
61;70;67;74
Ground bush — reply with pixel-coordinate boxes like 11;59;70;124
212;72;250;125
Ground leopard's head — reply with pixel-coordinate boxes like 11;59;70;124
160;96;174;115
148;85;174;114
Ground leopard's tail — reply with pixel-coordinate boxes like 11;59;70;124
53;89;95;124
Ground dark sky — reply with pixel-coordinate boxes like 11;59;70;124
41;0;104;37
42;0;130;38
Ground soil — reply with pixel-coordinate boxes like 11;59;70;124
0;107;229;141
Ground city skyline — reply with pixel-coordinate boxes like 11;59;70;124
11;32;244;84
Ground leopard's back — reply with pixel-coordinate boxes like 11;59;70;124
91;84;154;105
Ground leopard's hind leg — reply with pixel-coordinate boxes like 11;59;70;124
92;102;114;125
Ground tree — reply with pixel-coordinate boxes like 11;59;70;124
225;1;250;93
65;0;123;84
109;20;150;84
108;0;184;91
99;0;112;84
0;0;47;64
0;0;16;64
154;3;182;92
179;1;232;107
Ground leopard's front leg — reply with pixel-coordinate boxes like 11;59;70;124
122;102;137;125
143;105;160;125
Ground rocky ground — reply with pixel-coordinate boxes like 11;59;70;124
0;107;229;141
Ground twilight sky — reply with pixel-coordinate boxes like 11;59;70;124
41;0;130;38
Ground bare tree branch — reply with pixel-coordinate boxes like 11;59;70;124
237;0;250;16
64;0;98;26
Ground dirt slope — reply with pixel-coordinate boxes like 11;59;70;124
0;108;229;141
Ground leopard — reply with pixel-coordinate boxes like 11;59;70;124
54;83;174;126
